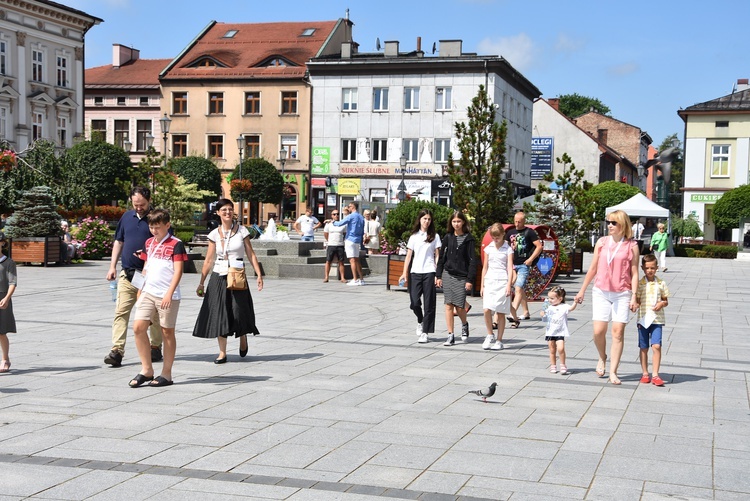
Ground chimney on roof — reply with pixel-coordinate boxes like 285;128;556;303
598;128;608;145
439;40;462;57
415;36;424;58
384;41;399;57
547;98;560;111
113;44;139;68
736;78;750;92
342;42;353;59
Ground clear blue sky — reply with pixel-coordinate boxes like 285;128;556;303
71;0;750;148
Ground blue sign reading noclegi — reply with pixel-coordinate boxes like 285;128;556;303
531;137;554;180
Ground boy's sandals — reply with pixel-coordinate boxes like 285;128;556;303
0;360;10;373
595;357;607;377
559;364;569;375
640;374;651;384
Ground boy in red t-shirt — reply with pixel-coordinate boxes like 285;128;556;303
128;209;188;388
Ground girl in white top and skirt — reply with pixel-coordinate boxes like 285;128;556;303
481;223;516;351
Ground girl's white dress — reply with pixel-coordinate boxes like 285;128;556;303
482;242;513;314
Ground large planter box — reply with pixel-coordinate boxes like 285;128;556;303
9;236;62;267
386;254;406;290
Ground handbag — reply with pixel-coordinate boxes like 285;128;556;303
226;266;247;290
362;221;371;244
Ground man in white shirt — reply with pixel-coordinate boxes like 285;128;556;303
294;208;321;241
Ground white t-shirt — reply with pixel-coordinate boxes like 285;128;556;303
296;215;320;237
209;224;250;261
407;231;442;274
484;241;513;277
545;303;572;337
324;222;346;246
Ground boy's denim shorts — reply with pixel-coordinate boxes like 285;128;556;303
637;323;663;348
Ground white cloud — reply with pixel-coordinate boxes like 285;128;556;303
478;33;535;71
607;62;639;76
555;33;584;53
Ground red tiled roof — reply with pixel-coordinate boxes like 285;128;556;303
162;20;339;80
86;59;172;88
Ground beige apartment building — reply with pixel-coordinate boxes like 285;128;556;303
159;19;351;225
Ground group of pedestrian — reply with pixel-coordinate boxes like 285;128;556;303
102;188;263;388
396;207;670;387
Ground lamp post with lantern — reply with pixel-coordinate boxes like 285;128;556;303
157;113;171;195
278;147;288;222
397;154;407;202
236;134;244;224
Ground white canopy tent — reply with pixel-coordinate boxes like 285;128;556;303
606;193;672;255
605;193;669;218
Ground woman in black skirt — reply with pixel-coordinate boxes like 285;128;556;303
192;199;263;363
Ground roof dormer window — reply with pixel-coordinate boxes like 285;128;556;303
188;57;226;68
258;56;295;68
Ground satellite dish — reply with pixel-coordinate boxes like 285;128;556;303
376;38;381;51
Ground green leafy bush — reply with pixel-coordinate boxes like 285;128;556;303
684;248;695;257
674;243;704;257
4;186;62;238
74;217;113;260
381;200;453;252
703;244;738;259
694;250;707;258
712;184;750;230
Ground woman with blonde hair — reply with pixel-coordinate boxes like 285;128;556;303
649;223;669;272
574;210;639;384
362;210;381;254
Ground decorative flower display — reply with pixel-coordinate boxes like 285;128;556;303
0;149;17;172
230;179;253;199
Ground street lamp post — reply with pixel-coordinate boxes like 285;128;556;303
236;135;244;224
123;138;132;156
397;154;407;202
158;113;171;196
278;147;288;222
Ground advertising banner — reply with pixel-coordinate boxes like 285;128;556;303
311;147;330;175
531;137;554;180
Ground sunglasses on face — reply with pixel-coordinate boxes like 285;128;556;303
605;220;618;226
331;213;339;216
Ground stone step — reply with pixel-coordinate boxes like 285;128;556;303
279;262;371;279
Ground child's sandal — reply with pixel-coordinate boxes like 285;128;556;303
559;364;568;375
549;364;558;373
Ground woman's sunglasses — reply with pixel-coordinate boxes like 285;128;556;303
605;220;618;226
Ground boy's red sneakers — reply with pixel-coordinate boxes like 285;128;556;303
652;376;665;386
640;374;651;384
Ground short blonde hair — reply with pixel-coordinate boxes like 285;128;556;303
607;210;633;239
657;223;666;230
489;222;506;238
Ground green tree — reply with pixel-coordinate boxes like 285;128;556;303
532;153;596;250
230;158;283;204
656;134;684;215
159;177;215;225
447;84;515;253
712;184;750;230
671;213;703;241
381;199;453;251
557;93;611;118
4;186;62;238
588;180;641;221
0;139;62;213
171;156;222;201
61;140;132;209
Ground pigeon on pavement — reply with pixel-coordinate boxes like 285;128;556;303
468;382;497;402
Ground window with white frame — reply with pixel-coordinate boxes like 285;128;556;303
114;120;129;148
342;139;357;162
373;87;389;111
711;144;730;177
208;135;224;158
404;87;420;111
56;53;68;87
342;88;358;111
57;115;68;146
370;189;387;203
435;87;452;111
281;134;298;159
139;96;149;106
32;48;44;82
0;37;7;75
0;107;7;138
136;120;152;151
403;139;419;161
371;139;387;162
246;134;260;158
32;112;43;140
434;139;451;163
172;134;187;157
94;96;103;105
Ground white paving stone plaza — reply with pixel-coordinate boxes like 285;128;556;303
1;254;749;500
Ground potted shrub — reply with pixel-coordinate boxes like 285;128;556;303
4;186;62;266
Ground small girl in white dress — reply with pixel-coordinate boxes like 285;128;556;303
541;286;578;374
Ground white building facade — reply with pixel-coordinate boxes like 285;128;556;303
307;40;540;214
0;0;101;150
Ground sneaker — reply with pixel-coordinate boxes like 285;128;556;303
416;325;424;337
418;333;429;343
490;341;504;351
461;322;469;342
104;350;123;367
482;335;496;350
357;279;365;286
559;364;568;375
151;346;163;363
346;280;359;286
549;364;558;373
443;334;455;346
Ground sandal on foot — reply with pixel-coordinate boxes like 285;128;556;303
149;376;173;387
522;314;531;320
640;374;651;384
0;360;10;373
595;357;607;377
509;319;520;329
559;364;569;375
549;365;558;373
652;376;665;386
491;322;498;330
129;374;153;388
465;304;472;314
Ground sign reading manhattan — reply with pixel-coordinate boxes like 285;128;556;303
530;137;554;180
